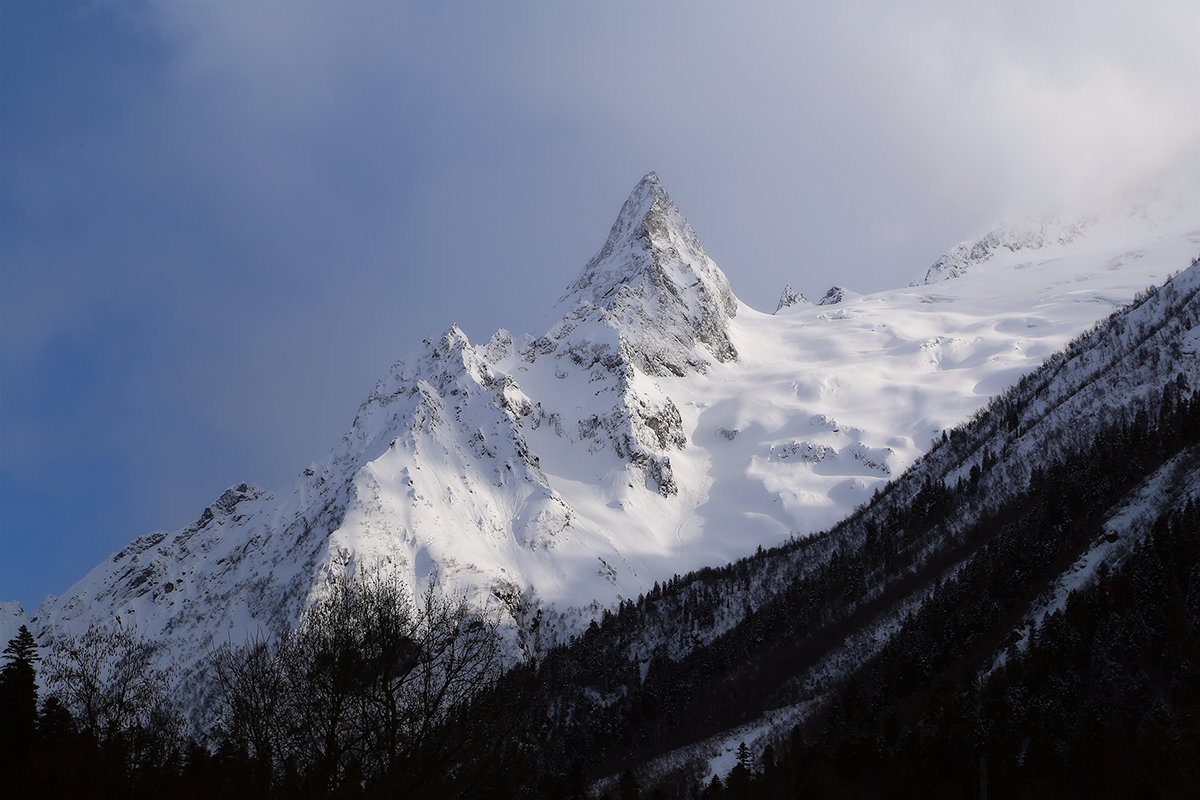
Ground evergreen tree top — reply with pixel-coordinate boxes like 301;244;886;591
2;624;39;666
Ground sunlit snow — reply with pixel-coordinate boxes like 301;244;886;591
22;174;1199;700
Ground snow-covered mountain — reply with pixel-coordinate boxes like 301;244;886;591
17;173;1199;698
498;252;1200;793
917;184;1196;285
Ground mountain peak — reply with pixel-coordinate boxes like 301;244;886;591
609;171;668;240
559;172;677;304
554;174;739;375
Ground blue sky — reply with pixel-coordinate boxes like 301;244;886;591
3;0;1198;609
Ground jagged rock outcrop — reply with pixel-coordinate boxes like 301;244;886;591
556;172;739;376
817;285;848;305
25;174;746;690
775;284;809;313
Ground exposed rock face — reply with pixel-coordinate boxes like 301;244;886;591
557;172;739;376
775;284;809;313
817;286;848;306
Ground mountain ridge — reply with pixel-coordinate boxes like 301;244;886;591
12;176;1199;714
489;255;1200;792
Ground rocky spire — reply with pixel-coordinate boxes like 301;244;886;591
554;173;740;376
775;284;809;313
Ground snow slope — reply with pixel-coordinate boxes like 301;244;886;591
17;173;1199;691
579;255;1200;789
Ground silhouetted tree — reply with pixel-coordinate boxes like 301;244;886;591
210;570;505;797
0;625;40;794
41;620;177;743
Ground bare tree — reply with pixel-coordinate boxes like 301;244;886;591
360;581;504;793
210;570;504;796
210;634;286;794
42;620;177;742
41;620;186;790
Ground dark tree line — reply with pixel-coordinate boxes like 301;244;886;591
1;625;39;797
0;617;189;800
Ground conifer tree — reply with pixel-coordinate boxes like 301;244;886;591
734;741;752;772
0;625;40;791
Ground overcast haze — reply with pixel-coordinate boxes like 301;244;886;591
3;0;1199;609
